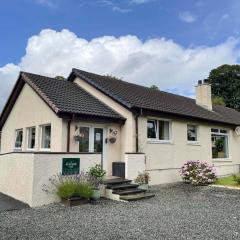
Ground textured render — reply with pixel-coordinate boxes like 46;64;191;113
0;84;64;153
0;153;101;207
74;77;136;157
124;154;145;180
138;116;240;184
31;153;101;207
0;153;34;204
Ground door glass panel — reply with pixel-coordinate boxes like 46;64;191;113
79;127;90;152
94;128;103;153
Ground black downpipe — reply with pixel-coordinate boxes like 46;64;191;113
135;108;143;153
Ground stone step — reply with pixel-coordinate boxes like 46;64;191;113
120;193;155;201
113;188;146;195
102;178;132;186
106;183;139;190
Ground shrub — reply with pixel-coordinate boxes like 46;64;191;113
135;171;150;185
76;182;94;199
233;174;240;185
179;161;217;186
43;172;94;199
56;181;77;199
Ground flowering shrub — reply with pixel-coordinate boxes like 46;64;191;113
179;161;217;186
135;171;150;185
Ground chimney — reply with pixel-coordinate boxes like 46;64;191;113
195;79;212;110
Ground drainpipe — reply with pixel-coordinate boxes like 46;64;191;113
67;114;74;152
135;108;143;153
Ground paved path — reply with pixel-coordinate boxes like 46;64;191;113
0;193;29;211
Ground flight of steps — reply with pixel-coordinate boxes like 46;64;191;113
101;178;155;202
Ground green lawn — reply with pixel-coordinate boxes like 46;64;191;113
214;175;240;187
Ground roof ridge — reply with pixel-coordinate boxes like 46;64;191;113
72;68;196;103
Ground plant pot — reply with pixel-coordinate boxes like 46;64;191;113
90;189;101;201
138;184;149;191
61;196;89;207
218;152;225;158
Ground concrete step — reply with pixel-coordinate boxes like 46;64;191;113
106;183;139;190
113;188;146;195
102;178;132;186
120;193;155;201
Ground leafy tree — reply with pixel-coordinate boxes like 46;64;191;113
150;85;159;90
212;96;225;106
208;64;240;111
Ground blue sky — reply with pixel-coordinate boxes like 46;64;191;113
0;0;240;110
0;0;239;66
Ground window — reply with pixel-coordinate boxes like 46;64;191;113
147;119;171;141
15;129;23;149
187;124;198;142
27;127;36;150
211;128;229;159
94;128;103;152
41;125;51;150
79;127;90;152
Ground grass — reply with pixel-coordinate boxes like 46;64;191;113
214;175;240;187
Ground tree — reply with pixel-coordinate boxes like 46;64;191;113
150;85;159;90
212;96;225;106
208;64;240;111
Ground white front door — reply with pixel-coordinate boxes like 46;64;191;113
78;126;107;170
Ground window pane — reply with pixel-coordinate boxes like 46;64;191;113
147;120;157;138
187;125;197;141
211;128;219;133
220;129;227;134
79;127;89;152
15;130;23;149
212;134;228;159
28;127;36;149
94;128;103;152
41;125;51;149
159;121;170;140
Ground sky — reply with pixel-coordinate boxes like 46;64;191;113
1;0;240;111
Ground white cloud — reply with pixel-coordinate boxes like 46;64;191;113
112;6;131;13
35;0;57;8
1;29;240;111
179;11;196;23
129;0;152;4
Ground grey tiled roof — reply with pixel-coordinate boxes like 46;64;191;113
70;69;240;126
21;72;125;121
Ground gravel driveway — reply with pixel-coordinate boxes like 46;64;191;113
1;183;240;240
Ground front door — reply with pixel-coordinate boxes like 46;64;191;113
78;126;106;170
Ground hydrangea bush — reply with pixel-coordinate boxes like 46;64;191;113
179;161;217;186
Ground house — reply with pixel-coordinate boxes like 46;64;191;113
0;69;240;206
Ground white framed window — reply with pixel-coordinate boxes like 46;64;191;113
78;126;104;153
211;128;229;159
147;119;171;142
14;129;23;150
187;124;198;142
27;127;36;150
40;124;51;150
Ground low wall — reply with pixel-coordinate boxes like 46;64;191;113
124;153;145;180
0;152;101;207
0;153;34;205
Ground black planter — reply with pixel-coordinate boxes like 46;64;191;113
112;162;125;178
61;197;89;207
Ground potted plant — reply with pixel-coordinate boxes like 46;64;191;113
89;164;106;201
135;171;150;190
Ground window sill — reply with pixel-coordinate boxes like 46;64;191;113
212;158;232;162
147;140;173;145
14;149;22;152
39;149;51;152
187;142;201;146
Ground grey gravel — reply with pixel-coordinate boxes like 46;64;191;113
1;183;240;240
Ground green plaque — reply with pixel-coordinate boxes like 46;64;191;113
62;158;80;175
